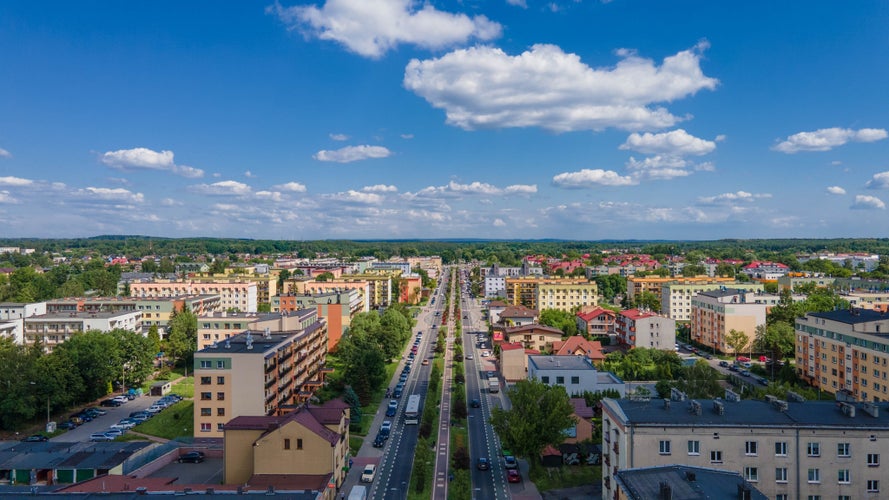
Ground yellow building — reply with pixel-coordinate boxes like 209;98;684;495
224;399;350;496
190;273;278;309
193;316;329;439
536;282;599;312
627;276;735;305
505;277;590;309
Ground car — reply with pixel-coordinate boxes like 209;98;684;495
112;395;129;404
504;455;518;469
74;412;93;422
385;405;397;417
758;377;769;386
381;420;392;433
740;362;753;369
476;458;490;471
86;407;107;416
486;371;495;379
21;434;48;442
178;451;205;463
109;423;129;431
58;420;78;430
361;464;376;483
116;419;137;429
736;356;751;363
100;399;121;407
718;360;729;367
104;428;124;437
740;370;751;377
90;433;114;442
465;354;473;360
728;364;739;372
470;399;481;408
421;359;429;366
372;434;386;448
507;469;521;483
703;354;713;360
759;355;771;363
68;416;83;425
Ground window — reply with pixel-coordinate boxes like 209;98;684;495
556;376;565;384
659;440;671;455
216;392;225;400
868;453;880;466
200;376;211;385
297;438;303;450
541;376;550;384
201;392;211;400
807;442;820;457
837;469;850;484
200;408;211;416
710;450;722;463
808;468;820;483
806;496;820;500
744;466;758;482
571;376;579;384
837;442;850;457
200;423;211;432
775;495;788;500
775;467;787;483
217;423;225;430
838;495;851;500
687;440;700;455
284;438;290;450
217;408;225;416
867;479;880;492
216;360;224;368
745;441;758;455
217;376;225;384
775;441;787;456
200;360;211;368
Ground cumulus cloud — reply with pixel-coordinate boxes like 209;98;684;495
851;195;886;210
504;184;537;194
552;169;637;188
448;181;501;195
329;133;349;141
0;176;34;187
625;156;693;180
773;127;888;153
255;190;284;202
100;147;205;178
190;180;252;196
826;186;846;195
328;190;384;204
404;42;718;132
400;133;414;139
493;218;507;226
274;181;308;192
698;191;771;205
160;198;182;206
270;0;501;59
313;145;392;163
866;171;889;189
620;129;717;156
78;187;145;203
0;147;11;158
362;184;398;192
0;190;17;203
244;170;256;178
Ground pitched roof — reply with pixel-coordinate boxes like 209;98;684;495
505;323;563;335
619;308;657;320
552;335;605;360
500;342;525;352
577;307;616;322
499;305;538;319
570;398;595;419
225;405;343;445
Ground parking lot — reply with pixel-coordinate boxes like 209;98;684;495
49;394;167;442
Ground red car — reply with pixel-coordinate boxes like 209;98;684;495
736;356;751;363
759;355;771;363
507;469;521;483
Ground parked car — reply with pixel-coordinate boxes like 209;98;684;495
86;407;107;416
504;455;518;469
507;469;522;483
759;355;771;363
21;434;48;442
736;356;751;363
90;433;114;442
476;458;490;471
58;420;78;430
104;429;123;437
100;399;121;407
372;434;386;448
718;360;729;367
178;451;205;463
112;395;129;404
728;364;739;372
422;359;429;366
740;370;751;377
361;464;376;483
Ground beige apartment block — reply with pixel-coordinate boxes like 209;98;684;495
130;279;258;313
690;289;766;354
661;282;764;321
627;276;735;306
535;282;599;312
504;277;590;309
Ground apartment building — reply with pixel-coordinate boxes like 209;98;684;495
406;255;443;279
535;282;599;312
576;307;616;338
741;261;790;280
197;309;320;351
795;308;889;402
690;289;766;354
189;272;278;307
504;324;563;352
130;279;257;313
505;277;590;309
193;319;329;439
601;397;889;500
23;310;143;352
0;301;46;344
842;291;889;312
661;282;764;321
615;308;676;350
275;289;363;352
285;279;371;312
777;274;837;291
46;295;221;336
224;399;350;495
485;274;507;298
528;355;625;396
627;276;736;306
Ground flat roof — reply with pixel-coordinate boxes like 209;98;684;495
809;308;889;324
28;311;139;320
615;465;767;500
528;355;593;371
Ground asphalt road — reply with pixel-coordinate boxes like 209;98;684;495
49;394;167;442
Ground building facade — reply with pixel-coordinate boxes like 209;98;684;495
23;310;143;352
615;309;676;350
690;289;767;354
661;282;764;321
130;280;257;313
528;355;625;396
535;282;599;312
627;276;736;307
576;307;616;338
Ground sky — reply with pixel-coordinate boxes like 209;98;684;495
1;1;888;241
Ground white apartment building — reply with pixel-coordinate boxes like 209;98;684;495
23;310;143;352
660;282;764;321
528;355;625;397
0;301;47;344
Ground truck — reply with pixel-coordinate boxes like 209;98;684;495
348;485;367;500
489;378;500;393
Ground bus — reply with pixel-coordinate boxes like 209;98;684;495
404;394;421;425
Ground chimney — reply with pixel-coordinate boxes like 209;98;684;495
659;481;672;500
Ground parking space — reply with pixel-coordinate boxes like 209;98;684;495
49;395;168;442
149;457;225;484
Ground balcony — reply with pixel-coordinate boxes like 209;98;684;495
613;443;619;454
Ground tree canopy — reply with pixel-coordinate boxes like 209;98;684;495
489;379;576;462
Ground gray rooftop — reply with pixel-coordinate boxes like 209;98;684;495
0;441;154;470
615;465;767;500
528;355;594;371
810;308;889;325
697;288;750;299
607;398;889;429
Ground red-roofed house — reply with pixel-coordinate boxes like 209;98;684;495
500;342;540;381
615;308;676;350
551;335;606;362
566;398;595;443
742;261;791;280
224;399;350;494
576;307;616;338
504;323;563;352
497;304;539;327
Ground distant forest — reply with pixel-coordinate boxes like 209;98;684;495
2;236;889;267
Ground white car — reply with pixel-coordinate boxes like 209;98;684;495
112;395;129;404
361;464;376;483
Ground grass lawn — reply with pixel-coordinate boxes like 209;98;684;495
132;400;194;440
529;464;601;491
349;436;363;457
171;377;194;398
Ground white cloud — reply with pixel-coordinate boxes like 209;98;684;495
160;198;182;206
100;147;205;178
506;0;528;7
504;184;537;194
78;187;145;203
866;171;889;189
624;155;693;180
244;170;256;178
328;190;384;204
851;195;886;210
620;129;717;156
0;147;11;158
313;145;392;163
190;180;252;196
255;190;284;202
0;190;18;203
552;169;637;188
329;133;349;141
773;127;888;153
493;218;507;226
400;133;414;139
274;181;308;192
826;186;846;195
0;176;34;187
362;184;398;192
404;42;718;132
271;0;501;59
698;191;771;205
448;181;501;195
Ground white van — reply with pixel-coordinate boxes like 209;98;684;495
348;485;367;500
360;464;376;483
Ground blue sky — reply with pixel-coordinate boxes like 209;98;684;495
1;1;888;241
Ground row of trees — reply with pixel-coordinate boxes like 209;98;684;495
0;260;122;302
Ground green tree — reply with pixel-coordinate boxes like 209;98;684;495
674;360;722;398
754;322;795;366
594;274;627;302
490;379;576;462
110;329;156;388
141;259;158;273
147;324;162;356
165;307;197;367
53;331;121;402
158;257;175;274
634;291;661;312
315;272;335;282
538;308;578;337
337;331;386;404
724;329;751;355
